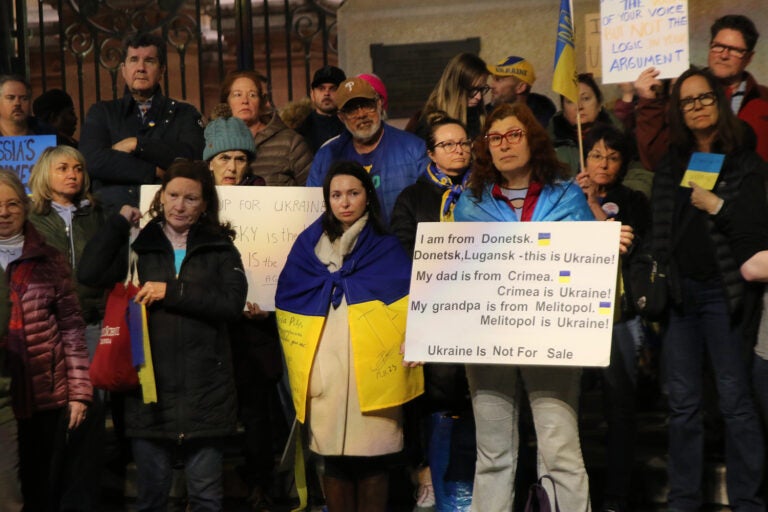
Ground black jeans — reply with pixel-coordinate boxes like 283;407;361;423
17;408;67;512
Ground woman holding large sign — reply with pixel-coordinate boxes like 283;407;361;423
649;67;768;512
453;102;598;511
275;161;423;512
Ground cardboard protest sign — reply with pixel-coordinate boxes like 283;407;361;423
601;0;689;84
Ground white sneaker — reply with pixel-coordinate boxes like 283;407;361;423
415;481;436;508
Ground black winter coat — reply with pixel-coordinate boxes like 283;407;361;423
601;183;651;319
391;174;446;256
80;87;204;215
390;174;472;414
78;215;247;440
650;147;768;316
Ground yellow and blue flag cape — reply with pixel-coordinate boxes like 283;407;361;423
275;218;423;423
454;180;594;222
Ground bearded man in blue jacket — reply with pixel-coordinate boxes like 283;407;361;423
307;76;429;226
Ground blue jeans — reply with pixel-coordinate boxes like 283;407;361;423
602;316;645;503
132;438;224;512
663;277;764;511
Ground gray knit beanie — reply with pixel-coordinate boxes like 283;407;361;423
203;103;257;161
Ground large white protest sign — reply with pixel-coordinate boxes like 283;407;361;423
404;221;620;367
141;185;324;310
601;0;689;84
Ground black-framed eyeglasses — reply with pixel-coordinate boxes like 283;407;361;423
709;42;749;59
467;85;490;97
340;100;377;116
485;129;526;146
434;140;472;153
679;92;717;112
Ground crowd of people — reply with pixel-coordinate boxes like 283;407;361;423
1;12;768;512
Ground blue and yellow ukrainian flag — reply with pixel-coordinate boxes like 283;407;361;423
598;301;612;315
681;152;725;190
553;0;578;103
538;232;551;246
559;270;571;283
275;218;423;423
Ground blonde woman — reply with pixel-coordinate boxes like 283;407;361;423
28;145;106;508
408;53;489;140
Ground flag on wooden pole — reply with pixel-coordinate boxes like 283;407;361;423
553;0;578;103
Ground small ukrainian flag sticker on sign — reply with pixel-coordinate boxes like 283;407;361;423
598;301;612;315
558;270;571;283
538;232;551;246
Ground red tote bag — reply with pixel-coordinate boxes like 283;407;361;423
89;250;140;391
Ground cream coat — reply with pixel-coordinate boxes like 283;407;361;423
306;215;403;456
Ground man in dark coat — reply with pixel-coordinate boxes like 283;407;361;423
79;33;204;216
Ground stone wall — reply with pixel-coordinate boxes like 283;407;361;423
337;0;768;119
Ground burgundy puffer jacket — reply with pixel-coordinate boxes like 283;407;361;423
5;223;91;415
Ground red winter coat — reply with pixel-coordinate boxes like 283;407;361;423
3;222;91;417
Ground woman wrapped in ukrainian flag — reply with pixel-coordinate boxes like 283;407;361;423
275;160;423;512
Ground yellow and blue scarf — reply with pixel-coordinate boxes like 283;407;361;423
425;162;470;221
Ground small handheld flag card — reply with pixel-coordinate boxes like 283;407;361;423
680;152;725;190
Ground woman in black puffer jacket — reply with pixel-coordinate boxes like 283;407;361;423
79;160;247;511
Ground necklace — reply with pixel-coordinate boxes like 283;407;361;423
163;223;189;249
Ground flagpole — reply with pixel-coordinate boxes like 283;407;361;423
571;0;585;175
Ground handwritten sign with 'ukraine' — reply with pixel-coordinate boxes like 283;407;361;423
141;185;324;310
600;0;689;84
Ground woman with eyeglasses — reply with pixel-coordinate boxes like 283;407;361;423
576;124;651;512
406;53;488;141
453;103;633;512
221;70;313;186
647;66;768;511
0;169;91;512
391;111;475;509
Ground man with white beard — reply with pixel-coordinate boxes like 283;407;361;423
306;77;428;225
